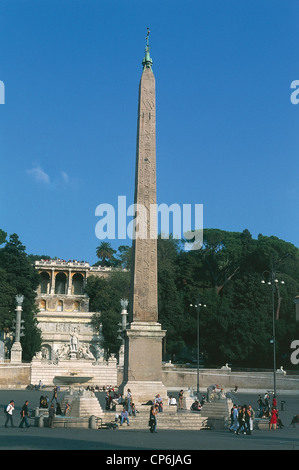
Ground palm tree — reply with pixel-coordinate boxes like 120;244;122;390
96;242;116;267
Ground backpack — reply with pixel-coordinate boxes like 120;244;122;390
4;406;7;414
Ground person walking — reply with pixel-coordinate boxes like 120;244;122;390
51;386;58;403
257;395;264;417
236;406;247;435
19;400;30;428
245;406;251;435
5;400;15;428
229;404;239;433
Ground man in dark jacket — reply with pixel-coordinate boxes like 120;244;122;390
19;400;30;428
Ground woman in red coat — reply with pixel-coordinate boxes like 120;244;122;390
269;406;278;430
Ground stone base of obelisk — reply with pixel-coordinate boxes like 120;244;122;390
120;322;168;404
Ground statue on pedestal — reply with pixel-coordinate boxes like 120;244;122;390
70;327;79;354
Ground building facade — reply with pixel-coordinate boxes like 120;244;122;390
34;259;117;362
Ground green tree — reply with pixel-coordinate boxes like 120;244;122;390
157;236;186;360
95;242;116;267
0;233;42;361
86;271;130;357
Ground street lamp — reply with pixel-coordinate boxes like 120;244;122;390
190;300;206;398
261;271;285;398
118;299;129;367
11;294;24;363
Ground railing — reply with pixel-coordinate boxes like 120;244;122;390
35;260;90;268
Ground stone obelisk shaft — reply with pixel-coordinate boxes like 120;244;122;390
131;65;158;323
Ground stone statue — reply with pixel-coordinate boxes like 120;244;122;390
57;343;70;359
79;344;95;360
70;327;79;353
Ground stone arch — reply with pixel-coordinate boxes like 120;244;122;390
55;272;67;294
40;271;50;294
72;272;84;295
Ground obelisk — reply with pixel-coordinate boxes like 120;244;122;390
121;30;167;403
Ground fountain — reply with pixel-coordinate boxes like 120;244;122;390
53;375;93;386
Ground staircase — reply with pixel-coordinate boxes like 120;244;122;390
60;389;104;418
103;398;232;431
56;391;232;431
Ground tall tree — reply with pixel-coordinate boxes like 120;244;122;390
86;271;130;357
0;233;42;360
95;242;116;267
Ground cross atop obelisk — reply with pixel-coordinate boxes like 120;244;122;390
121;30;168;403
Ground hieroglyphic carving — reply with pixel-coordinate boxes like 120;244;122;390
131;66;158;322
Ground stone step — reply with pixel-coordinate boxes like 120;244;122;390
55;394;230;430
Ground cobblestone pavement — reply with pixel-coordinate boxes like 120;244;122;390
0;389;298;451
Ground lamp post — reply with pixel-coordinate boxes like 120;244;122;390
118;299;129;367
10;295;24;363
261;269;285;398
190;300;206;398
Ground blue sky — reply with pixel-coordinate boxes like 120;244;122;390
1;0;299;265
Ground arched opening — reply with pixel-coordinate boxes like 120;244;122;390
73;301;80;312
40;272;50;294
41;344;51;360
57;300;63;312
55;272;67;294
40;300;46;311
73;273;84;295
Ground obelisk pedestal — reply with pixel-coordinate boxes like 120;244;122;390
122;322;168;403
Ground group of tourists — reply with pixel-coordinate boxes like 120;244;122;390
257;393;285;430
229;403;256;435
113;392;166;432
230;394;286;434
3;385;71;429
39;386;68;417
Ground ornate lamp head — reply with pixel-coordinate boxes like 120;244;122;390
120;298;129;310
15;295;24;306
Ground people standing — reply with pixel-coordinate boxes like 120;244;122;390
269;406;278;431
19;400;30;428
105;391;110;410
248;405;255;433
5;400;15;428
178;390;184;410
48;403;55;428
149;405;158;433
207;384;219;403
126;389;132;415
56;402;62;415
